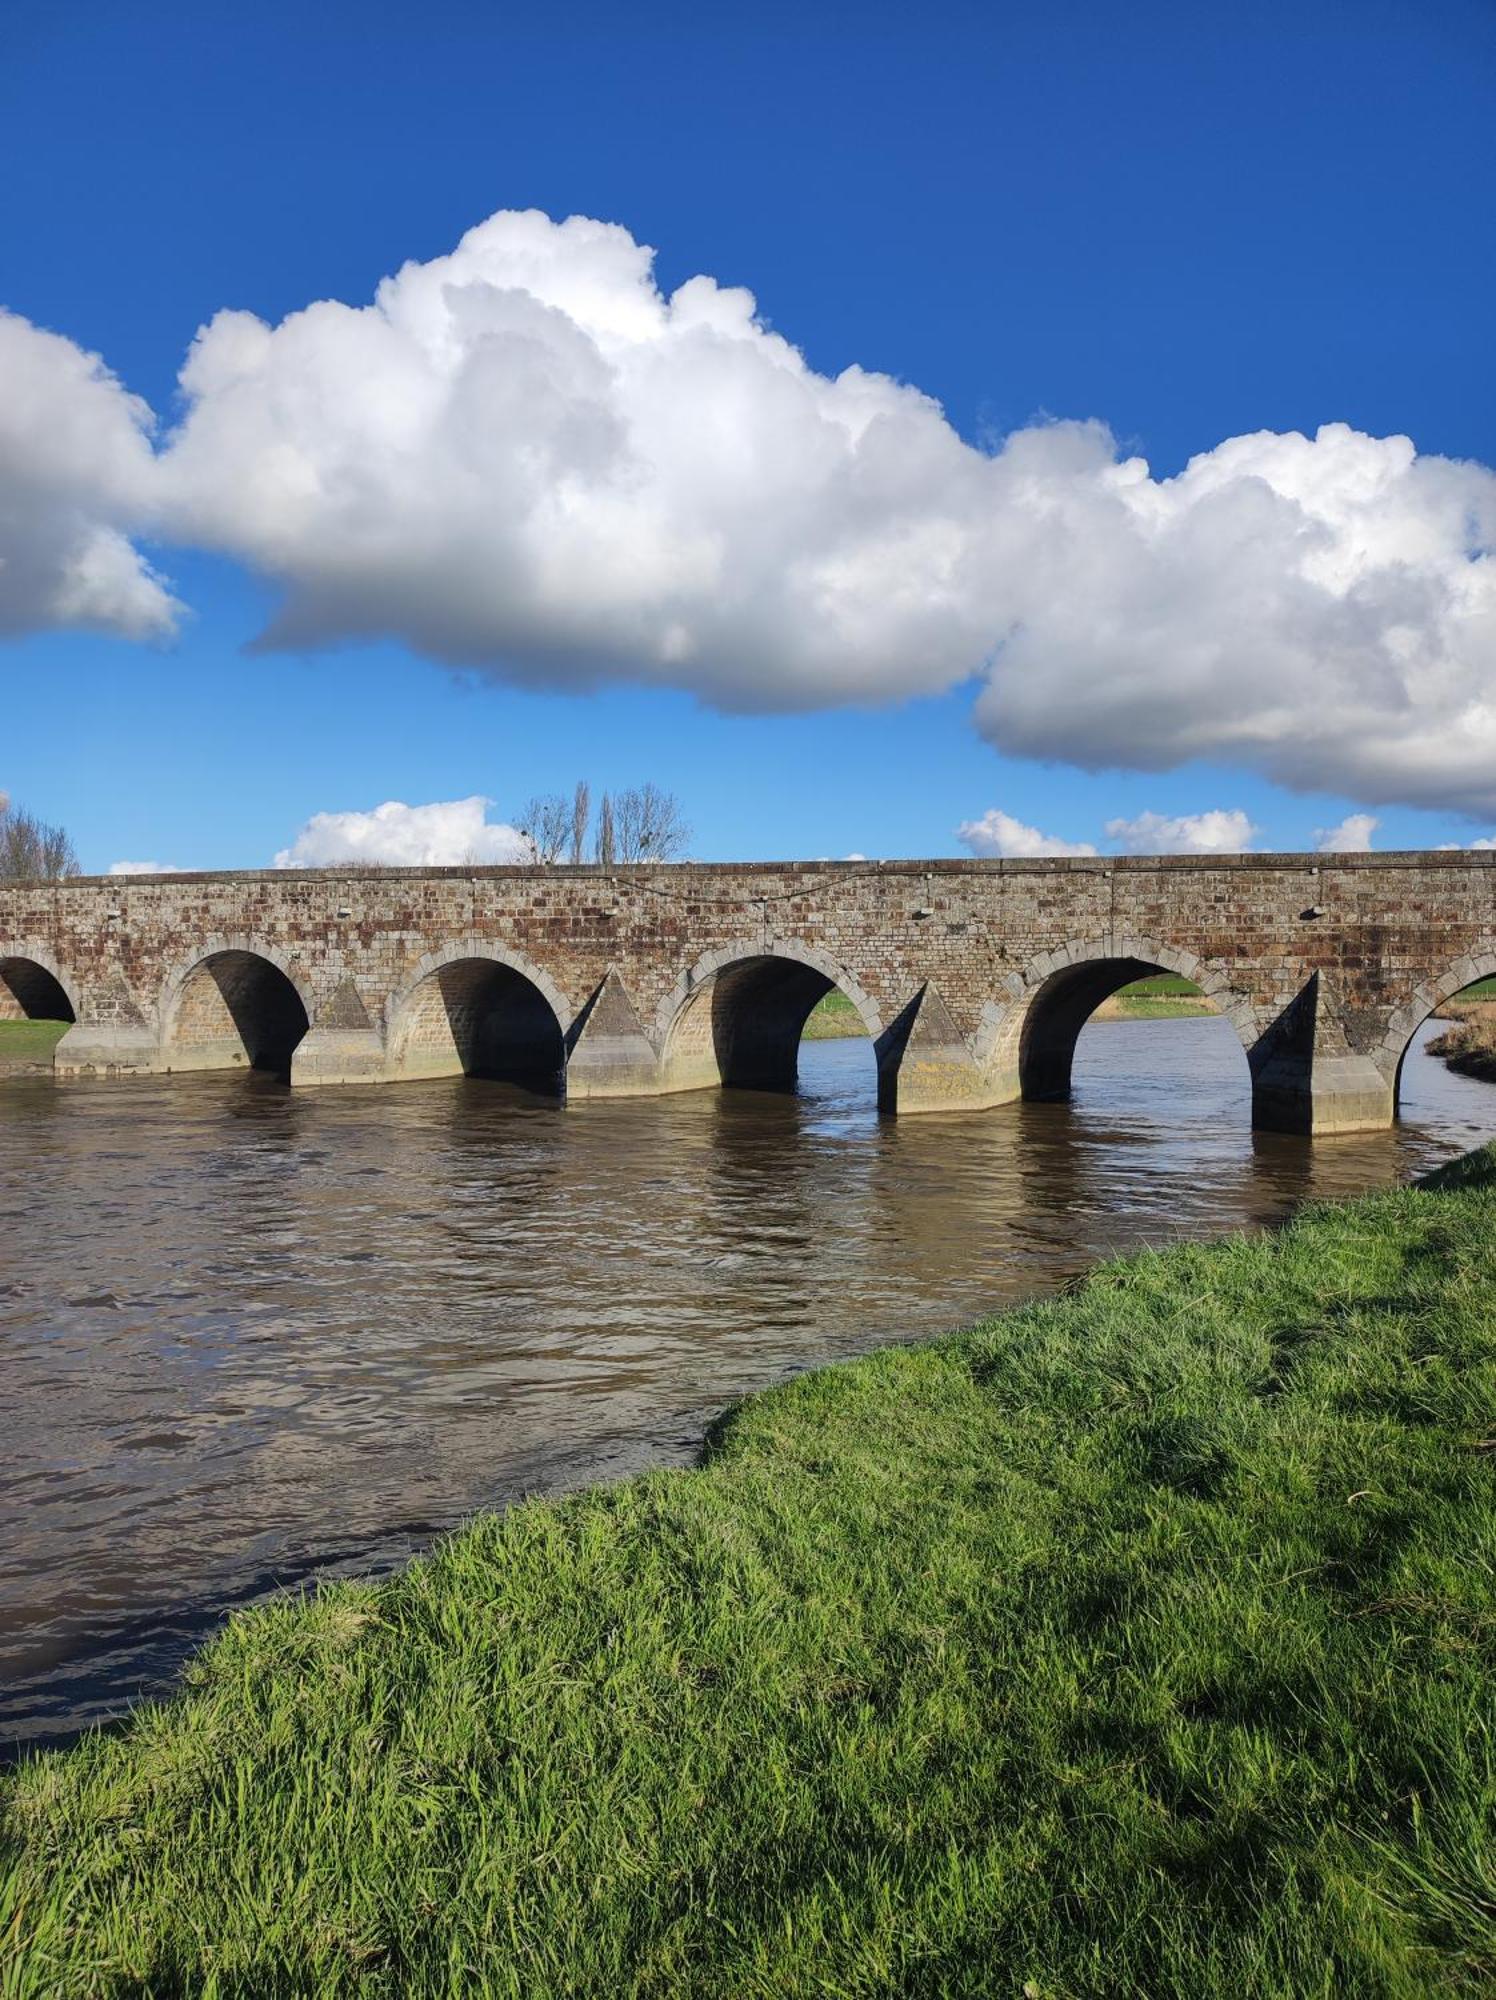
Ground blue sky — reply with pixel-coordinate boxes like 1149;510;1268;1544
2;0;1493;870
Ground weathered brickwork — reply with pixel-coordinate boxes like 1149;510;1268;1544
3;853;1494;1132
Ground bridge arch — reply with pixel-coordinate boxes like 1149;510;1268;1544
160;942;313;1076
993;935;1254;1104
0;946;78;1024
657;939;883;1095
386;943;569;1091
1381;948;1496;1111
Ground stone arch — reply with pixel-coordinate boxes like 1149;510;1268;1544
989;934;1253;1104
656;938;883;1096
160;941;314;1076
0;944;78;1023
1381;947;1496;1108
385;942;569;1091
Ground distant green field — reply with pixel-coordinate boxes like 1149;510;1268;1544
0;1017;68;1063
802;989;868;1038
806;975;1485;1016
1115;973;1204;997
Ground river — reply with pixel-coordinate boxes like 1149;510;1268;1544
2;1014;1492;1749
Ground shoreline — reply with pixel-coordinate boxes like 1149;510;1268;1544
802;983;1219;1041
5;1143;1496;1991
1428;1000;1496;1086
0;1018;69;1071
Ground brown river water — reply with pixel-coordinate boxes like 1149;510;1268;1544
2;1015;1493;1750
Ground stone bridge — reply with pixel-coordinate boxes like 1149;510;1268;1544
2;853;1493;1133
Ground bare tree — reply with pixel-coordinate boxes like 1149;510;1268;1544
513;793;570;864
613;783;690;862
0;794;81;881
570;779;590;865
595;792;616;867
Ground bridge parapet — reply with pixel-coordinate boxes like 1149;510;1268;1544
2;853;1491;1134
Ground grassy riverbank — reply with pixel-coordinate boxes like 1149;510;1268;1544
1429;1003;1496;1085
1092;974;1216;1021
6;1152;1496;1996
801;988;868;1037
802;975;1215;1040
0;1019;68;1066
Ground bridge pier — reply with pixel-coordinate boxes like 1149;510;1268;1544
1250;1055;1395;1136
290;1027;389;1087
1246;973;1398;1136
564;973;663;1100
876;984;1016;1115
54;1022;159;1076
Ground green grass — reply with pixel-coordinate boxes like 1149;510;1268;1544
6;1153;1496;1996
1105;995;1215;1019
1459;978;1496;1000
0;1018;68;1063
1115;974;1204;997
797;976;1215;1037
801;988;869;1038
1100;976;1214;1020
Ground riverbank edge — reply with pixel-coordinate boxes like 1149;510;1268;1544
1428;1008;1496;1086
0;1020;69;1070
1436;1042;1496;1085
801;989;1218;1038
4;1144;1496;1994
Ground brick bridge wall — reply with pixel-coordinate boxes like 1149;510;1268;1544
2;854;1494;1132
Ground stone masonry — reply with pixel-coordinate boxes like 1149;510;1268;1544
2;853;1494;1133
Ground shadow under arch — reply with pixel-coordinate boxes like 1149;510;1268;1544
1384;949;1496;1114
1014;940;1250;1104
163;948;311;1077
0;952;77;1023
387;953;566;1093
658;941;882;1096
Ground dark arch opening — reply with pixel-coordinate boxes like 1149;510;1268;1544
673;957;853;1093
398;959;565;1092
170;951;310;1077
0;956;75;1023
1020;958;1215;1102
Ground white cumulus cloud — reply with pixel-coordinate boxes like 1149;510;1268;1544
1103;808;1257;855
0;311;180;641
107;859;187;875
957;808;1097;858
3;210;1496;817
156;210;994;708
1314;813;1378;852
272;796;532;868
972;424;1496;818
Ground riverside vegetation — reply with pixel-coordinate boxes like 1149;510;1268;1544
808;977;1496;1043
0;1020;69;1066
1428;983;1496;1087
802;976;1215;1042
4;1145;1496;1996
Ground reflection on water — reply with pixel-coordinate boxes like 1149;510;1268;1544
2;1015;1492;1746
